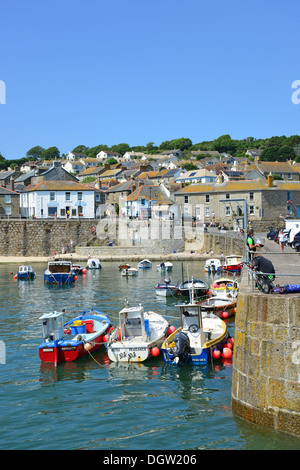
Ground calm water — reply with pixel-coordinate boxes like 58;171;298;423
0;260;299;450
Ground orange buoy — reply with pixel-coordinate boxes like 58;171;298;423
13;275;17;280
151;347;160;357
118;325;121;340
222;347;232;359
233;307;237;314
84;342;92;351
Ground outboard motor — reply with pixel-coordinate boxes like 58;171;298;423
173;331;191;366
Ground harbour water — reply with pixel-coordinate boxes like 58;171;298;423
0;260;299;450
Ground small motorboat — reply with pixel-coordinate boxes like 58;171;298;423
155;279;179;297
222;254;242;272
156;261;173;273
138;259;152;269
106;301;170;363
87;258;101;269
118;263;131;271
210;277;239;298
161;286;229;366
44;261;77;285
204;258;221;273
71;264;87;274
198;296;237;319
121;267;138;277
39;309;112;365
15;265;36;280
179;279;209;297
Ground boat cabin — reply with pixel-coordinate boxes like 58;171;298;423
47;261;72;273
40;311;65;342
18;265;35;274
119;305;150;341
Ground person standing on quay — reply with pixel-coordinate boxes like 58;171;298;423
278;229;286;253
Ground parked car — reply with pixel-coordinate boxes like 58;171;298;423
267;227;277;240
291;231;300;249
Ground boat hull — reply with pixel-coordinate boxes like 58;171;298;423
44;272;76;284
155;285;178;297
198;298;236;318
17;272;35;280
39;312;112;364
107;338;165;363
162;338;227;365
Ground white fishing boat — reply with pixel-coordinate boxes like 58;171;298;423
155;279;179;297
107;302;169;363
198;296;237;319
121;267;138;277
210;277;239;298
87;258;101;269
179;279;209;297
204;258;221;273
138;259;152;269
156;261;173;272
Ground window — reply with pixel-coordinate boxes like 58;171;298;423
141;199;145;205
5;195;11;204
288;173;292;180
50;192;55;201
225;206;231;216
48;207;57;217
184;195;189;203
78;205;83;216
5;206;11;215
72;209;76;217
225;193;230;199
60;208;65;217
77;192;82;201
65;192;71;201
205;207;210;217
287;191;291;202
249;192;254;201
205;194;210;203
249;205;254;215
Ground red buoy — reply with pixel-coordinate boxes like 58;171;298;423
221;311;228;319
103;334;109;343
82;268;87;274
167;325;176;335
225;342;233;350
13;275;17;280
212;348;221;359
222;347;232;359
227;336;234;346
151;347;160;357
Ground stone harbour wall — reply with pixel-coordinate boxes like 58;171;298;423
0;220;97;256
232;289;300;436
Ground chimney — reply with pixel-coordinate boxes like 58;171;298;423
10;177;14;192
95;177;102;189
267;172;273;187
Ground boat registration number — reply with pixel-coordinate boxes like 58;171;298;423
118;347;147;360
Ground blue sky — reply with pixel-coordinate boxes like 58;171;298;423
1;0;300;159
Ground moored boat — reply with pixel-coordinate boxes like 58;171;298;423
15;265;36;280
121;267;138;276
39;309;112;365
198;296;237;319
44;261;77;285
87;258;101;269
71;263;87;274
156;261;173;272
179;279;209;297
138;259;152;269
155;279;179;297
106;302;170;363
161;291;229;366
222;254;242;272
204;258;221;273
118;263;131;271
210;277;239;298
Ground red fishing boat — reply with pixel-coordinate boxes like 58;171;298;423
39;309;112;365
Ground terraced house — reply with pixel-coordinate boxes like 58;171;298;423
20;181;96;219
174;174;300;229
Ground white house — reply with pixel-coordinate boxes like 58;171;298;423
63;160;86;174
175;169;217;184
67;151;89;161
96;151;122;161
20;180;95;218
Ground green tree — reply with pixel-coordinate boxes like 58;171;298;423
212;135;237;154
72;145;89;154
40;146;60;160
111;143;130;155
26;146;45;160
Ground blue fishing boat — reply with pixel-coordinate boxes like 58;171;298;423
138;259;152;269
44;261;77;285
15;265;36;280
